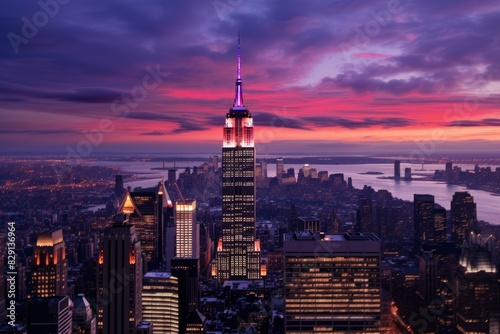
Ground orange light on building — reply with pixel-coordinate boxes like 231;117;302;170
217;238;223;252
98;249;104;265
260;263;267;277
254;240;260;252
130;249;136;265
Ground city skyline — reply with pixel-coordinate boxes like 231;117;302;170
1;1;500;155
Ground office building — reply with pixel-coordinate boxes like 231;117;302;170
413;194;435;250
451;191;477;245
28;296;72;334
97;214;142;334
30;229;67;299
172;199;200;331
175;200;199;258
284;232;381;333
357;198;375;233
454;233;498;333
142;272;179;334
118;180;171;270
216;35;261;281
72;294;96;334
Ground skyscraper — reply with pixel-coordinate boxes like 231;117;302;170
276;157;284;184
175;200;199;258
142;272;179;334
172;199;200;331
357;198;375;233
118;180;171;270
413;194;435;251
28;296;72;334
97;214;142;334
72;293;97;334
216;35;261;281
284;232;381;333
30;229;67;299
454;233;498;333
115;175;124;198
394;160;401;181
451;191;477;245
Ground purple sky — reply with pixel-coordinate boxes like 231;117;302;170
1;0;500;157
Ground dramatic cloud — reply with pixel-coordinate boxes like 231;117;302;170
1;0;500;153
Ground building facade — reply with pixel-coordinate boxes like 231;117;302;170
30;229;67;299
97;214;142;334
284;232;381;333
142;272;179;334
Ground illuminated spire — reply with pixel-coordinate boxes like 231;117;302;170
232;32;244;109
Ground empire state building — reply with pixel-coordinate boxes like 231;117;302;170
216;35;261;281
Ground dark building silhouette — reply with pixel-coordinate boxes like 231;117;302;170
28;296;72;334
413;194;435;251
97;214;142;334
357;198;376;233
115;175;124;198
451;191;477;245
394;160;401;181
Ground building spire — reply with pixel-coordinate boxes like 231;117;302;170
233;32;244;109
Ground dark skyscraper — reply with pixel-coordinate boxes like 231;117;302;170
276;157;285;184
115;174;124;198
97;214;142;334
118;181;171;270
451;191;477;245
357;198;375;233
414;194;435;251
394;159;401;181
216;35;261;281
28;296;72;334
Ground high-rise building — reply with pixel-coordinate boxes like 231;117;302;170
276;157;285;184
413;194;435;251
97;214;142;334
175;200;199;258
451;191;477;245
404;167;412;180
394;160;401;181
261;159;267;178
216;35;261;282
142;272;179;334
357;198;375;233
72;293;97;334
118;180;171;270
433;204;447;244
30;229;67;299
28;296;72;334
454;233;498;333
284;232;381;333
172;199;200;331
115;175;124;198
